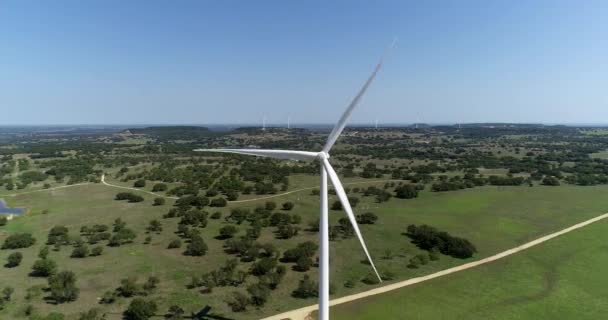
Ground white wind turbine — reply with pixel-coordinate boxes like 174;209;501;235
195;42;394;320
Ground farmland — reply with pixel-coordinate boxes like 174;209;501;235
1;124;608;319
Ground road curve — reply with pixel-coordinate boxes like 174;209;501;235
261;212;608;320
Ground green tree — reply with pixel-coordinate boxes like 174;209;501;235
31;258;57;277
48;271;79;303
185;235;207;256
218;225;238;239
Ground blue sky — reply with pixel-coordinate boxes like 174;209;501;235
1;0;607;125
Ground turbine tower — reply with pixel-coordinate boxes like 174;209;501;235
195;41;394;320
287;115;291;129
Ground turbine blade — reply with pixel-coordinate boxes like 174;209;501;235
321;157;382;282
194;148;318;161
322;40;396;153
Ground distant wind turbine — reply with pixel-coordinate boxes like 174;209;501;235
195;40;395;320
287;115;291;129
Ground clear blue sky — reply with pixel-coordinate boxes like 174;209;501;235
1;0;607;125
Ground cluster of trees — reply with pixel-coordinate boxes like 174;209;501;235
115;192;144;203
2;232;36;249
406;224;477;258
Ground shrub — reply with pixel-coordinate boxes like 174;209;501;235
6;251;23;267
133;180;146;188
394;184;419;199
218;226;238;240
265;201;277;211
210;211;222;219
282;202;295;210
90;246;103;256
124;298;157;320
153;198;165;206
2;233;36;249
209;197;227;207
78;308;105;320
167;239;182;249
0;216;7;226
356;212;378;224
542;176;561;186
294;256;313;272
292;275;317;298
70;245;89;258
152;183;167;192
247;282;270;306
226;291;249;312
362;272;381;285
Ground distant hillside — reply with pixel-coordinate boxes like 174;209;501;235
125;126;212;140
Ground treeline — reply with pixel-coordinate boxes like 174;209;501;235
406;224;477;259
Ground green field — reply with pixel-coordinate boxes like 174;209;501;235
332;214;608;320
2;179;608;319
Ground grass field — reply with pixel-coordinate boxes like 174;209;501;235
331;215;608;320
2;179;608;319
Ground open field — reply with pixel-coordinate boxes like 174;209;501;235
2;181;608;319
2;125;608;319
331;213;608;320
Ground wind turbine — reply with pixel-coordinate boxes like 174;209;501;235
195;42;394;320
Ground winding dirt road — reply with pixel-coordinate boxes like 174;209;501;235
261;212;608;320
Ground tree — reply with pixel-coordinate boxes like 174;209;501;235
185;235;208;256
124;298;157;320
6;251;22;267
48;270;79;303
218;226;238;240
2;233;36;249
394;184;419;199
153;198;165;206
31;258;57;277
133;180;146;188
282;202;295;210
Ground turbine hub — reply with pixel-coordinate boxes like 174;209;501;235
317;151;330;160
